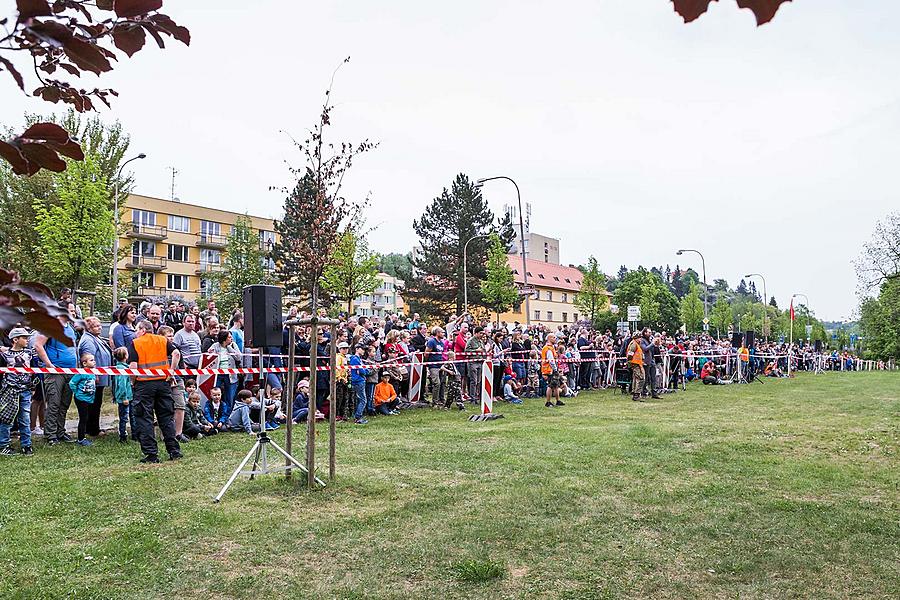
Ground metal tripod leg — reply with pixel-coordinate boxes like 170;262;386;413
214;440;260;503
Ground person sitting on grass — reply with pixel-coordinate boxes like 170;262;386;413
292;379;310;423
112;347;133;443
249;386;279;431
184;391;217;439
373;372;400;415
701;361;731;385
503;375;523;405
267;387;287;424
68;354;97;447
227;389;257;434
204;387;228;431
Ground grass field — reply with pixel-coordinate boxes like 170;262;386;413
1;372;898;599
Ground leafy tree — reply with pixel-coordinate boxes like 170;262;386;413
711;296;732;338
322;230;381;313
271;67;375;311
855;211;900;291
33;156;114;292
480;233;519;324
859;278;900;360
614;268;679;331
406;173;514;318
377;252;413;280
713;278;730;292
210;216;273;315
575;256;609;327
679;283;704;333
1;0;189;175
672;0;790;25
670;266;685;298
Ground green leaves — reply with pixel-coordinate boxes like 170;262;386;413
321;230;381;313
479;233;518;317
575;256;608;327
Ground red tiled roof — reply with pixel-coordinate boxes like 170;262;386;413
506;256;588;292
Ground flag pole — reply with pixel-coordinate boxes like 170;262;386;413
788;299;794;377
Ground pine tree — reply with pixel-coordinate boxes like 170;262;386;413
406;173;514;318
480;233;519;324
670;265;685;298
769;296;778;308
617;265;628;280
211;216;272;315
736;278;749;296
322;229;381;313
575;256;609;327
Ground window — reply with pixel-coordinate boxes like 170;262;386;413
564;278;571;283
200;248;221;265
573;313;579;322
132;240;155;257
562;312;568;322
167;274;189;291
534;310;541;321
168;215;190;232
259;229;276;250
538;273;545;279
132;272;153;287
546;290;553;301
132;209;155;226
562;292;568;303
547;311;554;321
200;220;221;236
553;276;559;281
167;244;189;262
199;278;219;298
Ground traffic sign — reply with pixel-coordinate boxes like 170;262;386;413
627;305;641;322
610;304;619;314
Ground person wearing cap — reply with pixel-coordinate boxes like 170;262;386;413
334;341;351;420
0;327;36;456
348;344;371;425
292;379;310;423
502;374;522;405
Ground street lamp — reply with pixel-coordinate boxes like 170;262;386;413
788;292;810;377
676;248;708;324
475;176;531;326
112;153;147;310
744;272;768;340
462;233;491;316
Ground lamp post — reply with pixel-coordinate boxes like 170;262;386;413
676;248;708;325
788;292;810;377
744;272;768;340
475;176;531;326
112;153;147;309
462;233;491;316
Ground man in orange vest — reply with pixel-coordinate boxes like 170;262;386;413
540;333;564;408
626;331;645;402
127;320;182;463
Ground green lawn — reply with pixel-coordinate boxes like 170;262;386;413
1;372;898;599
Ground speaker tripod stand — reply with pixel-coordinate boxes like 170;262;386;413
214;430;324;502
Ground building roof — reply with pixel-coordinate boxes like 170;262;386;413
507;256;586;292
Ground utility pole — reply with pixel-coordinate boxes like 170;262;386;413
169;166;179;201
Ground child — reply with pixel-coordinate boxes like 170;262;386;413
364;345;379;416
503;375;523;405
268;387;287;424
373;372;400;416
440;351;465;410
112;347;133;443
334;341;351;421
227;389;257;434
68;354;97;446
204;387;228;431
184;391;217;439
0;327;35;456
292;379;310;423
527;350;541;397
250;387;279;431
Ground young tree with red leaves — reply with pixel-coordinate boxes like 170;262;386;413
0;0;189;175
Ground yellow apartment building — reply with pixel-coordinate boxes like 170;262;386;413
499;256;611;327
351;273;406;317
120;194;277;302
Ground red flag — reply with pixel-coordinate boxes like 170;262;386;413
789;299;795;321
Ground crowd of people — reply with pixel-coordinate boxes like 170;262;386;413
0;291;884;463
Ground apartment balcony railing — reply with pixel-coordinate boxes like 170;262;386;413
126;223;167;240
197;233;227;248
127;255;167;270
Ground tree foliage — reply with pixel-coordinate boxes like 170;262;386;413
613;268;679;331
479;233;519;321
1;0;189;175
405;173;514;319
575;256;609;327
710;295;732;337
855;211;900;292
271;65;375;309
671;0;790;26
33;156;113;292
211;216;273;316
377;252;413;281
322;229;381;313
680;283;704;333
859;278;900;360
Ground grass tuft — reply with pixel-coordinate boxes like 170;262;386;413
450;558;506;583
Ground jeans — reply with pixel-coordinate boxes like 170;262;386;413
352;381;367;420
0;390;32;449
117;402;130;439
365;382;376;414
215;375;237;419
513;362;526;381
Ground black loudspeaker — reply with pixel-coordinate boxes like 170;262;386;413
745;331;756;348
243;285;283;348
815;340;823;352
731;332;744;348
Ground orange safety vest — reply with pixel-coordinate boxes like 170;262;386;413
540;345;555;375
628;340;644;365
133;333;170;381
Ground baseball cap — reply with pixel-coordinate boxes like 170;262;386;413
8;327;29;339
337;341;349;349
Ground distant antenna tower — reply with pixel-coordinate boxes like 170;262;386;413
169;166;179;202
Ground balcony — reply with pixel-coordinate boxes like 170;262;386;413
133;285;167;298
197;233;227;248
127;255;167;270
126;223;167;240
195;262;225;275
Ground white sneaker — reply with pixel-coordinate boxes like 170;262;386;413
32;427;44;436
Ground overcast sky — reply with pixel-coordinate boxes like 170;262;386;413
4;0;898;321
